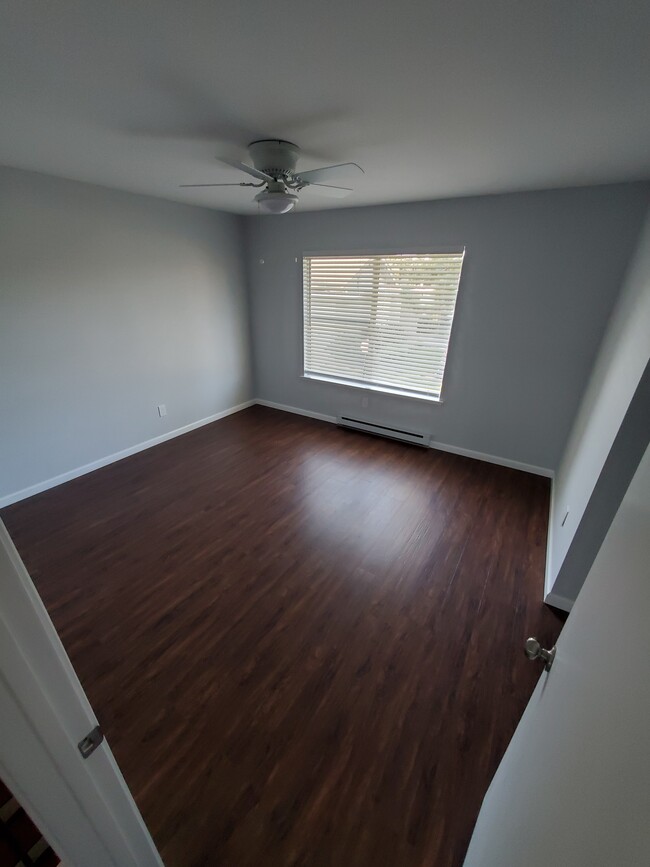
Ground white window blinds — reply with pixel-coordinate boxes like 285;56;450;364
303;252;464;400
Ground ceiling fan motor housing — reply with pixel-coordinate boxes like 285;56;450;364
248;139;299;178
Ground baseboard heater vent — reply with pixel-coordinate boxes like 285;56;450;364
337;416;430;447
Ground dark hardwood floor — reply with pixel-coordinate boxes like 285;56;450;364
1;406;563;867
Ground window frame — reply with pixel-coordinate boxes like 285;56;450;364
299;246;466;404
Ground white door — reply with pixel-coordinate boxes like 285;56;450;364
0;520;164;867
463;444;650;867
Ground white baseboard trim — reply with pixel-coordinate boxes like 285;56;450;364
255;399;336;425
2;396;554;508
255;399;554;478
544;591;574;613
0;400;256;509
428;440;554;478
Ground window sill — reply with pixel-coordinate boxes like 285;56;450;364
301;373;444;404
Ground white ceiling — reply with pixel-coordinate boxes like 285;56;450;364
2;0;649;214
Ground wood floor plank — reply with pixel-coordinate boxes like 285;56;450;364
1;406;564;867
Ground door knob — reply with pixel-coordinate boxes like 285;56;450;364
524;637;556;671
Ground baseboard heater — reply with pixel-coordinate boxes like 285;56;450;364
337;415;431;447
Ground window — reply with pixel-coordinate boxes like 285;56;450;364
303;251;465;401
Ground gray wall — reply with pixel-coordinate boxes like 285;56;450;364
0;167;252;502
245;185;649;471
548;210;650;603
2;170;647;516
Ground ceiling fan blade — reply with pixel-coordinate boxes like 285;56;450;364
179;182;258;188
302;183;353;198
294;162;364;184
216;157;275;182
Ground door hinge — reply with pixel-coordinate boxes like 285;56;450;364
78;725;104;759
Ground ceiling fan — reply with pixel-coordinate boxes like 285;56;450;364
180;139;364;214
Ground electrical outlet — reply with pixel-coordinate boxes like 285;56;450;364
361;395;369;409
157;404;167;418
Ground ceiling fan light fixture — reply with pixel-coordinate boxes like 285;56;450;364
254;190;299;214
182;142;362;208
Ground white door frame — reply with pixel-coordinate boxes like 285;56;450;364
0;520;164;867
